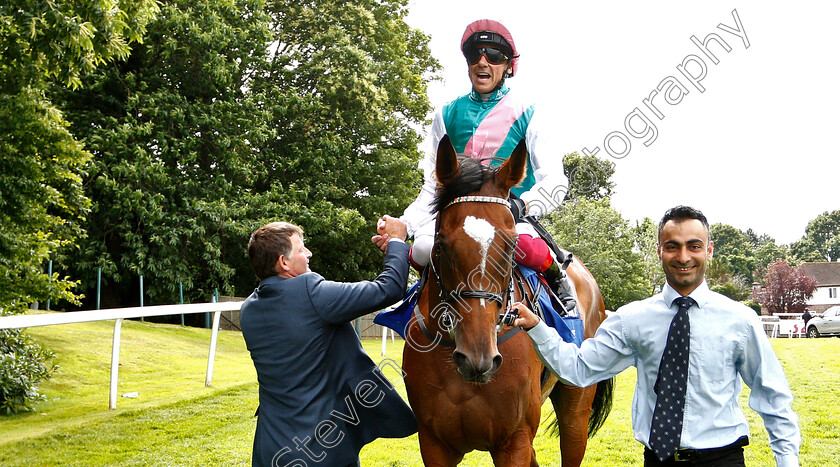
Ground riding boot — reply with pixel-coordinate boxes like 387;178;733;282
543;261;577;314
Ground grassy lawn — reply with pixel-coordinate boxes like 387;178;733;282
1;317;838;466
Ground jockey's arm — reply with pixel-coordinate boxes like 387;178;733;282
400;113;446;237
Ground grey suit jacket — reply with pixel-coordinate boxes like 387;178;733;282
240;240;416;466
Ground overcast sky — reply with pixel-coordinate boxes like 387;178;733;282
404;1;839;245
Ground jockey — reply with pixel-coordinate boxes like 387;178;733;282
400;19;577;311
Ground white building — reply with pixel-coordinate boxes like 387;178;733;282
801;262;840;313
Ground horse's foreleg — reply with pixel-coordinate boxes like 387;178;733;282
416;426;463;467
489;428;538;467
549;384;596;467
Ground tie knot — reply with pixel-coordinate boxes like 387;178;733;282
673;296;696;311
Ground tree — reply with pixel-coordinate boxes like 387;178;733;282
631;217;664;295
751;259;817;315
790;237;826;264
251;0;438;284
709;223;754;282
803;210;840;262
0;0;159;314
562;152;615;201
544;198;649;311
753;239;790;271
0;0;158;414
52;0;438;308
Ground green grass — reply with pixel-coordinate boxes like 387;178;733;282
1;317;838;466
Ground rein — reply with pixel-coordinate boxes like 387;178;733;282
415;195;522;348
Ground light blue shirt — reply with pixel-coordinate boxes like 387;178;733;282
526;281;800;466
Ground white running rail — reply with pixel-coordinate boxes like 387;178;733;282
0;301;244;410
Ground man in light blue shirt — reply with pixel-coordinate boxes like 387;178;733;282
513;206;800;466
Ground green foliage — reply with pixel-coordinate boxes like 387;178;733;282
0;329;57;415
0;1;158;313
51;0;438;306
0;0;160;90
802;210;840;262
742;299;761;315
631;217;664;295
710;223;755;282
790;237;826;264
562;152;615;201
252;0;439;281
0;89;89;313
754;240;791;270
711;280;750;302
545;198;650;310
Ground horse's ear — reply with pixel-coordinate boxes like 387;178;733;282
495;139;527;192
435;134;460;186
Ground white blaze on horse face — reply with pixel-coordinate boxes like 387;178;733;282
462;216;496;283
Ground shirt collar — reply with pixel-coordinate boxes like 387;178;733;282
470;83;509;102
663;280;711;309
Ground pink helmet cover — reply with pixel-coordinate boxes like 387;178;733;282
460;19;519;76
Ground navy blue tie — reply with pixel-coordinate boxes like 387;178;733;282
649;296;695;462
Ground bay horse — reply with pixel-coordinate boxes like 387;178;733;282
402;135;613;466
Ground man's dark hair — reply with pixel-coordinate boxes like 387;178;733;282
248;222;303;280
658;205;710;240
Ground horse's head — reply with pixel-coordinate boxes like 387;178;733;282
431;135;527;383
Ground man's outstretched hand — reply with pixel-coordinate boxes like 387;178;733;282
371;215;408;253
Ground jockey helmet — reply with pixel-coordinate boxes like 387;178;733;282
460;19;519;77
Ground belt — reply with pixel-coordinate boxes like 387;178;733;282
670;436;749;462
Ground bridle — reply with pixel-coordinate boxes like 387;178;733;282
430;195;514;308
417;194;522;346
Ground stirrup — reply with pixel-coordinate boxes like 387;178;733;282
558;293;577;314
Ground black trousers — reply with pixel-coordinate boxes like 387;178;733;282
643;437;748;466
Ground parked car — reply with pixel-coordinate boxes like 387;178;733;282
806;305;840;338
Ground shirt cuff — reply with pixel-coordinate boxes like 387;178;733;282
774;454;799;467
525;320;555;344
388;238;406;244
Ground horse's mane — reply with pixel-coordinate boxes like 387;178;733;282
433;156;500;214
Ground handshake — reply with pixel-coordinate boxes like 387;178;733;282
370;215;408;253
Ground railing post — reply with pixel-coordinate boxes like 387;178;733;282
179;282;185;326
139;275;144;322
109;318;123;410
46;260;53;311
205;310;222;387
96;268;102;310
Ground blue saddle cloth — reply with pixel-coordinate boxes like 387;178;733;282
517;265;584;347
373;281;420;339
374;266;584;346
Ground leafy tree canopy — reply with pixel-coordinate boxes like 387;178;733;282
51;0;439;307
803;210;840;262
563;152;615;201
0;0;158;313
545;198;649;311
710;223;754;282
0;0;159;90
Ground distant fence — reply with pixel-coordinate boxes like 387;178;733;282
759;313;807;338
0;301;244;410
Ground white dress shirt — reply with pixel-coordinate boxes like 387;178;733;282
526;281;800;466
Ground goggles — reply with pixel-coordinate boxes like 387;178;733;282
465;47;510;65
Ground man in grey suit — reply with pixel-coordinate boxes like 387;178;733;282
241;215;416;467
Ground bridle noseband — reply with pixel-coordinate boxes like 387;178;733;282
428;195;516;332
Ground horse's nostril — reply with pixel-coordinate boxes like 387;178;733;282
452;350;468;369
492;354;503;371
